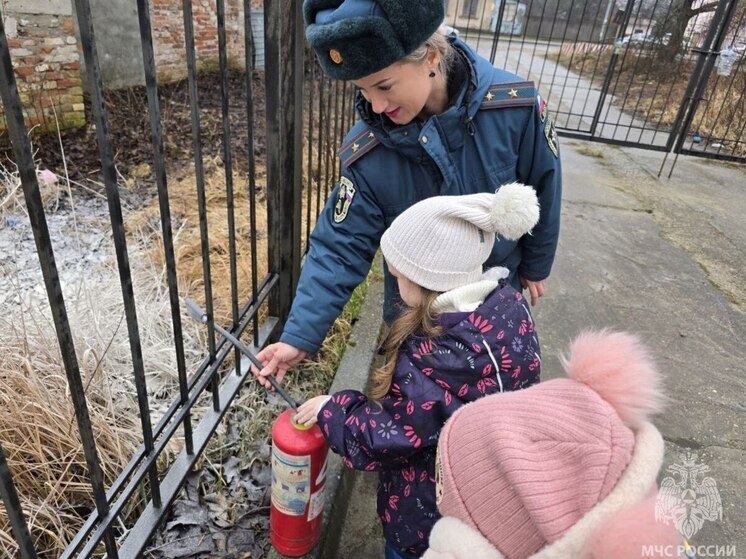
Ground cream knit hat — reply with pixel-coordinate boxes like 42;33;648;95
380;183;540;292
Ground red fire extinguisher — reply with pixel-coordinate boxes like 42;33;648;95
270;409;330;556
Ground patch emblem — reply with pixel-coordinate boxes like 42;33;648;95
333;176;356;223
537;94;547;123
544;115;559;158
329;49;343;64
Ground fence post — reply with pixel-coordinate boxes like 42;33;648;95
264;0;304;326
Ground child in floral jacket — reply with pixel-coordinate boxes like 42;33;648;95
296;183;543;558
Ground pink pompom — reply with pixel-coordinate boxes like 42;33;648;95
561;330;666;426
584;492;683;558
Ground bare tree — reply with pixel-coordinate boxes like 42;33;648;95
654;0;719;61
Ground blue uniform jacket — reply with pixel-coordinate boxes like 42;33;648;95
282;39;561;353
317;284;541;555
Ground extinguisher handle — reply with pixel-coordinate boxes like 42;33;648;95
183;298;302;411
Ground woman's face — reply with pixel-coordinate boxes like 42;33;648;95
353;53;441;125
387;264;423;307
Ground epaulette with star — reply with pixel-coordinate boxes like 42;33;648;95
480;80;536;110
339;128;380;167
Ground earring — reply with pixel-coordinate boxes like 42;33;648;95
429;71;436;78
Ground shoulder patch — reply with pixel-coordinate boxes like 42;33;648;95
339;128;380;168
544;115;559;158
480;81;536;110
333;176;356;223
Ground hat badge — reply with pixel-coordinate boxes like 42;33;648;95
329;49;343;64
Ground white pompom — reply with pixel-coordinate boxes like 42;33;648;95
490;182;540;240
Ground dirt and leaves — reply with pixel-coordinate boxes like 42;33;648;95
8;68;267;188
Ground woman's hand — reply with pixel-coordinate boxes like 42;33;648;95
252;342;308;389
519;277;547;306
295;395;332;426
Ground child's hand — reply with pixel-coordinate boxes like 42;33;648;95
295;395;331;426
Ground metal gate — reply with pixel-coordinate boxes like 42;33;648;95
447;0;746;172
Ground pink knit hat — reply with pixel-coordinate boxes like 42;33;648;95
434;330;669;559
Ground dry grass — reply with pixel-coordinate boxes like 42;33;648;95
2;89;369;555
573;143;606;159
0;228;211;557
0;286;143;557
128;163;269;328
0;156;62;219
555;48;746;155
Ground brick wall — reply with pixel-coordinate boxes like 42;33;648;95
1;0;265;133
151;0;247;82
1;3;85;132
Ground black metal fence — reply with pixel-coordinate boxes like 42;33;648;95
0;0;352;556
448;0;746;173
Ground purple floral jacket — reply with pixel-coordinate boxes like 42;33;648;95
317;282;541;557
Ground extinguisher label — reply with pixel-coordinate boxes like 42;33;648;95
271;446;311;516
307;486;326;522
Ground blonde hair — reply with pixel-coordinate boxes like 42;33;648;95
399;31;455;79
368;289;444;401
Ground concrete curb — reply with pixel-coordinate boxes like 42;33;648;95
268;274;385;559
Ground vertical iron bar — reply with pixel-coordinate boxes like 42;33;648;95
555;0;595;129
531;2;567;95
473;0;489;58
488;0;508;65
700;7;746;157
306;61;316;247
0;12;118;557
73;0;162;511
525;0;554;84
665;0;738;175
663;0;732;153
728;108;746;160
451;0;463;31
349;77;356;127
331;79;340;187
514;0;543;81
598;0;647;128
181;0;217;368
338;81;348;179
589;0;637;135
216;0;240;385
324;77;333;200
574;0;617;128
244;0;260;341
316;70;326;224
612;0;660;142
542;0;581;109
613;0;665;140
134;0;193;456
637;0;689;144
265;0;304;324
0;442;38;559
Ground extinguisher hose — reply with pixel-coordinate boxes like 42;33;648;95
184;298;302;411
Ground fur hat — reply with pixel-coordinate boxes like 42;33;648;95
425;331;682;559
303;0;445;80
380;183;540;292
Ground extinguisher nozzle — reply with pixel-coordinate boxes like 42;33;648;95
184;298;208;324
266;375;301;411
